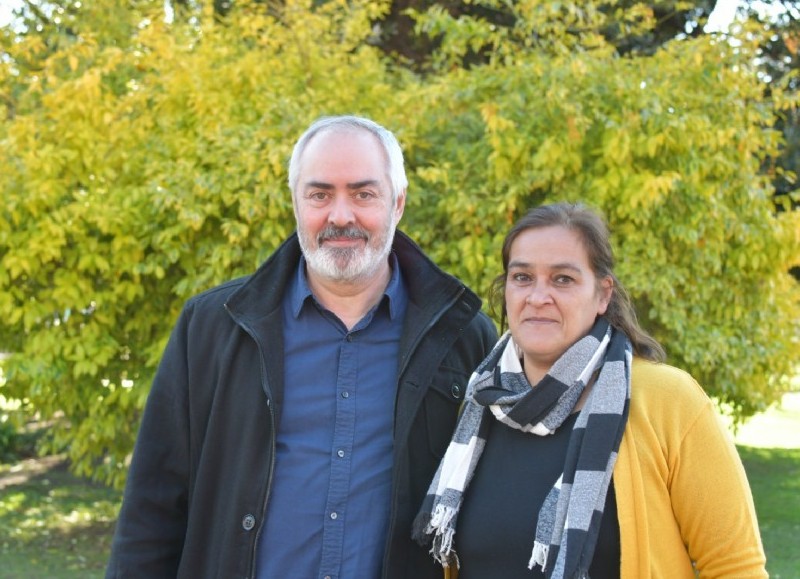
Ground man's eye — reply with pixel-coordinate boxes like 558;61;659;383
356;190;375;199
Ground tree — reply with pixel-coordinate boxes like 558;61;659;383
740;0;800;207
0;0;413;486
373;0;720;68
1;0;798;487
398;0;800;418
375;0;800;260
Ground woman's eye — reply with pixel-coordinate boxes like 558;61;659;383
554;275;574;285
511;273;531;283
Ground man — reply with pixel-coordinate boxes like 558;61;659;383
106;115;497;579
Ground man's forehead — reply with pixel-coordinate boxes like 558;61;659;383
308;126;379;146
298;129;389;183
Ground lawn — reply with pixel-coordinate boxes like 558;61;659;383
735;392;800;579
738;445;800;578
0;395;798;578
0;455;119;578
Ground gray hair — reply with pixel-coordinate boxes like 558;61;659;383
287;115;408;201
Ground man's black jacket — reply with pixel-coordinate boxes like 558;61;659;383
106;231;498;579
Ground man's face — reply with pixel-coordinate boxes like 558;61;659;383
293;128;405;284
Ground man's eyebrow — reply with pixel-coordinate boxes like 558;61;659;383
303;179;381;190
347;179;381;190
304;181;334;190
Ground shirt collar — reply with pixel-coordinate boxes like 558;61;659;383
290;252;404;320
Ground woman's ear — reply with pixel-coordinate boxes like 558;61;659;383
598;276;613;315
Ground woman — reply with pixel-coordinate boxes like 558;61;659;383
413;203;766;578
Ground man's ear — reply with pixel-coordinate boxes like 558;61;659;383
394;188;407;223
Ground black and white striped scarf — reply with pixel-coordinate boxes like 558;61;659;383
412;317;632;578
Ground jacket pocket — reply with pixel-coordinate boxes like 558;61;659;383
423;365;469;459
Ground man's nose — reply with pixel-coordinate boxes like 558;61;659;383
327;194;355;225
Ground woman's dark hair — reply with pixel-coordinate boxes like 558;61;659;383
490;202;666;362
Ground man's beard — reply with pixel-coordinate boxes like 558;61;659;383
298;222;395;283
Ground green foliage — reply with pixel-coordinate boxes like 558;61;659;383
0;0;411;487
1;0;798;486
0;420;18;462
403;3;800;418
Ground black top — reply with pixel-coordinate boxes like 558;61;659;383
455;413;621;578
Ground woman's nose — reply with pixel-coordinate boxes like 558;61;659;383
525;283;553;305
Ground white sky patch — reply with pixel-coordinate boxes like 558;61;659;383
0;1;19;27
707;0;742;32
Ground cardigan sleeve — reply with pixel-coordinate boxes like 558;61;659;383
665;379;767;578
619;360;768;578
614;358;767;579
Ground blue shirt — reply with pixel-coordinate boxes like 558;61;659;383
256;255;407;579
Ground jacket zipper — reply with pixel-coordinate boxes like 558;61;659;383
224;304;277;579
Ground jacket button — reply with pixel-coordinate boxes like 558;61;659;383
450;383;461;398
242;514;256;531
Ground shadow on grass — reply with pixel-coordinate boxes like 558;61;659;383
0;455;121;579
738;445;800;579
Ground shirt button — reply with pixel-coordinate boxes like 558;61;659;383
330;512;338;520
341;391;349;398
337;449;345;458
451;383;462;398
242;514;256;531
346;334;353;342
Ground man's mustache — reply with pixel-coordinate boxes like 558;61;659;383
317;226;369;244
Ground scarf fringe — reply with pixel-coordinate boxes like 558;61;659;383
427;505;459;567
529;540;549;571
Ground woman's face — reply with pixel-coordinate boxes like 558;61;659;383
505;225;612;384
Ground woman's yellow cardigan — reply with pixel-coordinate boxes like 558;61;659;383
616;359;766;577
443;358;767;579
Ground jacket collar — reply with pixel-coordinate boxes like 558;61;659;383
226;230;480;322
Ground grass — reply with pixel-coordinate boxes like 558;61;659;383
0;396;797;578
734;392;800;579
0;455;120;578
738;446;800;578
